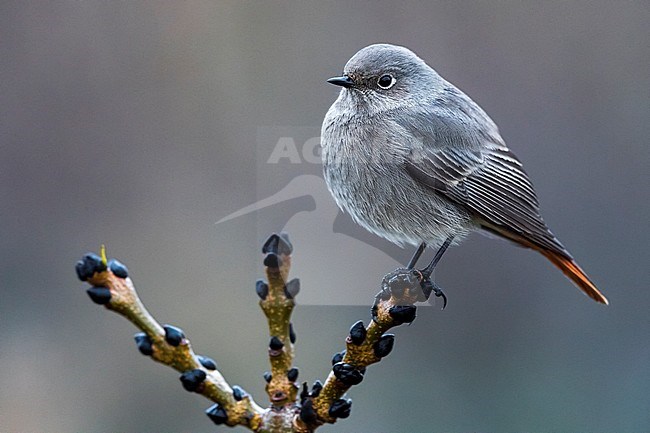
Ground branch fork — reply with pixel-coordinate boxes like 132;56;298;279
75;233;435;432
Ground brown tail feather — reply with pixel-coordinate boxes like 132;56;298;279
539;249;609;305
480;222;608;305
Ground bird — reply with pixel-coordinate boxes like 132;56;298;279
321;43;608;305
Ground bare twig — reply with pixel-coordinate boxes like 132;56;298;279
76;252;264;430
75;234;432;432
255;233;302;432
296;268;424;429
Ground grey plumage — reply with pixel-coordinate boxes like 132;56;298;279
321;43;608;304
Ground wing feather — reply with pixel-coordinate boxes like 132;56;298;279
406;140;570;257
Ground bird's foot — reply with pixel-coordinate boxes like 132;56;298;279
373;268;421;308
375;268;435;303
380;268;423;298
372;268;422;323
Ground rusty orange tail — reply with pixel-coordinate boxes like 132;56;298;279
479;221;608;304
539;250;609;305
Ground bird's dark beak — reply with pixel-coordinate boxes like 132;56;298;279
327;75;355;88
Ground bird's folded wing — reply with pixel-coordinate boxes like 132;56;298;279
405;140;570;257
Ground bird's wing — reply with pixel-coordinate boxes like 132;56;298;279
405;134;570;257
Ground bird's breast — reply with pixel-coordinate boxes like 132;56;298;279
321;105;473;247
322;113;423;242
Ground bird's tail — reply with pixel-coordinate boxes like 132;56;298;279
538;249;609;305
481;222;609;305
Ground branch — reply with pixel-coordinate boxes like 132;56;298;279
75;251;265;430
295;268;427;429
256;233;303;431
75;234;435;432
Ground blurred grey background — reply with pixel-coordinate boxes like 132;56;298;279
1;1;648;432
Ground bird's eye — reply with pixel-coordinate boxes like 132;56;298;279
377;74;396;89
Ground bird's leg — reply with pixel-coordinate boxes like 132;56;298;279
419;236;453;279
406;242;427;269
417;236;453;309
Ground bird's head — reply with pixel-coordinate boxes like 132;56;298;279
327;44;440;111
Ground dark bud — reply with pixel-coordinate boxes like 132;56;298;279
75;261;88;281
262;232;293;255
262;234;278;254
311;380;323;397
348;320;367;345
75;253;106;281
263;371;272;383
206;404;228;425
299;399;317;424
232;385;245;401
289;322;296;344
332;362;364;386
373;334;395;358
180;369;207;392
284;278;300;299
389;305;417;325
197;355;217;370
108;259;128;278
263;253;281;268
163;325;185;347
269;336;284;351
331;350;345;366
255;280;269;300
287;367;299;382
300;382;309;401
277;232;293;254
86;286;111;305
329;398;352;419
134;332;153;356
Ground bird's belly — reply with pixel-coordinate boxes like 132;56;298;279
324;155;474;248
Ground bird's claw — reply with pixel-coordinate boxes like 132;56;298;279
432;285;447;310
419;277;448;310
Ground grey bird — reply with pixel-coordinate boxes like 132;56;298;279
321;43;608;305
